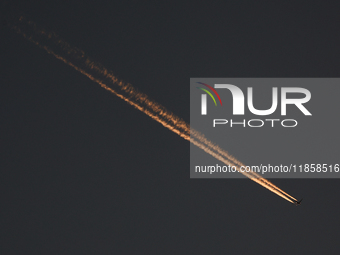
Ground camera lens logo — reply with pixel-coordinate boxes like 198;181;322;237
196;82;222;115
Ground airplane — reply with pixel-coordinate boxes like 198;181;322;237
294;199;303;206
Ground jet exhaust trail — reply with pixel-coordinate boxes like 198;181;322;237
8;16;297;204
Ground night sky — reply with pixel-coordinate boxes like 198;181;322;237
1;1;340;254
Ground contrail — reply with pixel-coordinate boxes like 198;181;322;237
190;137;295;203
8;16;296;203
190;130;296;203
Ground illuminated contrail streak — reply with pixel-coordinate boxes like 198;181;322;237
8;16;296;203
190;136;295;203
190;130;296;203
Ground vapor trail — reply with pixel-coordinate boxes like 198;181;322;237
9;16;296;203
190;137;295;203
190;131;295;203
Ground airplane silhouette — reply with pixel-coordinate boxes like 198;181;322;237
294;199;303;206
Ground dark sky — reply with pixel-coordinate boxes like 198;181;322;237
1;1;340;254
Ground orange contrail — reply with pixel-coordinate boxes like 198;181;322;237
190;137;295;203
191;129;296;202
9;16;296;203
